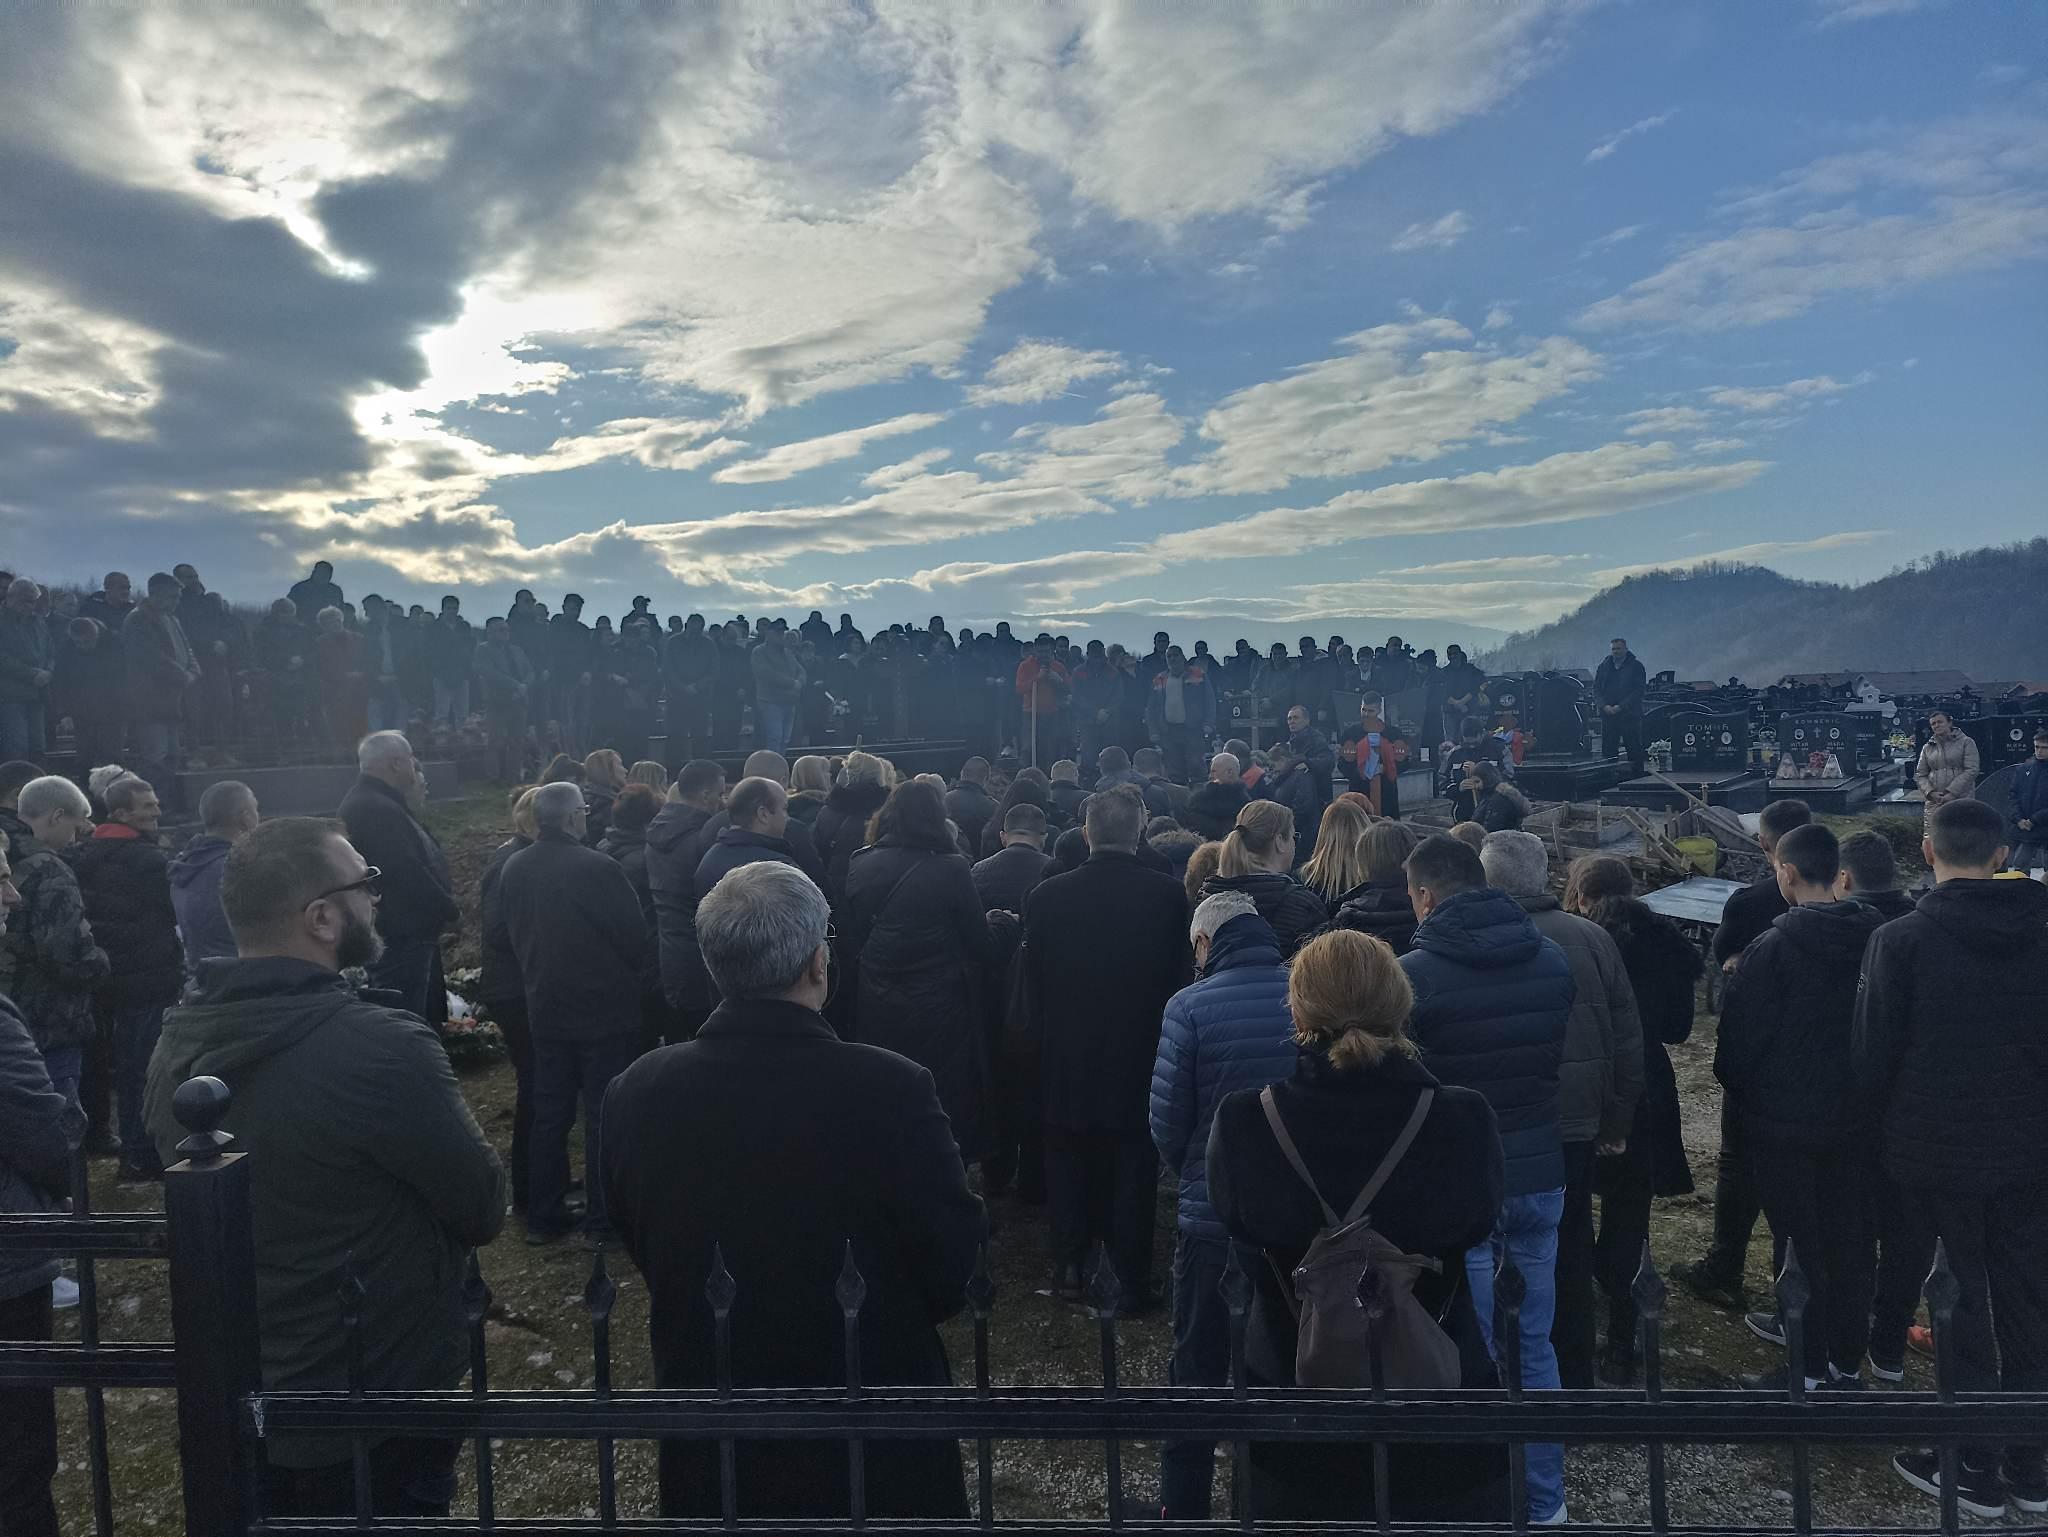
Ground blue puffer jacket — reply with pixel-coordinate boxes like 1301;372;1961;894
1149;913;1297;1239
1400;887;1573;1197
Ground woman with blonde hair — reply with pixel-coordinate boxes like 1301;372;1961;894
813;749;893;904
582;748;627;846
627;759;668;792
1328;819;1425;955
1183;840;1224;910
1198;799;1327;956
1206;928;1507;1521
479;785;541;1213
1299;798;1373;906
787;755;833;825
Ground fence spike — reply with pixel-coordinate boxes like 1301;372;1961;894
1086;1243;1122;1321
1923;1238;1961;1337
836;1239;868;1320
966;1241;996;1320
1775;1236;1812;1321
337;1252;371;1524
706;1242;738;1525
1220;1244;1253;1529
1781;1233;1815;1535
585;1244;617;1328
1924;1241;1961;1534
1219;1243;1253;1320
968;1241;995;1527
1631;1240;1667;1324
705;1241;737;1316
1634;1242;1669;1534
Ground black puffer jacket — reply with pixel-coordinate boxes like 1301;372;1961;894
1853;877;2048;1193
1590;897;1702;1196
813;781;890;905
1328;875;1420;955
645;803;721;1011
840;838;999;1162
1199;870;1328;959
67;826;183;1008
1716;899;1888;1146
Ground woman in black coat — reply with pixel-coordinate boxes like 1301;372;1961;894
1207;930;1507;1521
840;780;1001;1163
1567;856;1705;1380
1198;799;1328;957
811;754;893;905
1327;819;1424;955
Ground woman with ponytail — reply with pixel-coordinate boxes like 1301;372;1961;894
1198;798;1328;957
1206;929;1507;1520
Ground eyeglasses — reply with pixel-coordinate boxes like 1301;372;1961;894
307;867;382;906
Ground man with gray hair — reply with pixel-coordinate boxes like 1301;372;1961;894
338;732;457;1022
494;781;646;1246
1481;828;1643;1391
171;781;260;982
1147;887;1294;1518
0;776;108;1109
1023;781;1192;1308
600;861;984;1520
1184;751;1250;842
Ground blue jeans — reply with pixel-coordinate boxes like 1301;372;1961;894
431;679;469;728
528;1032;640;1236
1161;1232;1259;1518
0;698;47;762
368;680;408;732
755;700;793;755
1465;1188;1566;1523
110;1004;164;1160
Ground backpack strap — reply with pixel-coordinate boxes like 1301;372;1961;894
1340;1089;1434;1227
1259;1087;1340;1226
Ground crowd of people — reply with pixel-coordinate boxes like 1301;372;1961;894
1;561;1547;792
1;562;2044;1530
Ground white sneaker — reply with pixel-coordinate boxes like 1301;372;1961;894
1534;1504;1569;1526
51;1276;80;1310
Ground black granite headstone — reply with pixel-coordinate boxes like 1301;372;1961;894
1531;672;1590;757
1776;712;1861;776
1675;712;1751;773
1965;712;2046;770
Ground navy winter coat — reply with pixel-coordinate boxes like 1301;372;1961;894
1148;914;1296;1239
1400;887;1573;1197
1198;871;1328;960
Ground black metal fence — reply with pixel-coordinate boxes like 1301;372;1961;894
3;1079;2045;1537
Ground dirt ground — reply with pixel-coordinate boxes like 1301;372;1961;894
49;793;1972;1529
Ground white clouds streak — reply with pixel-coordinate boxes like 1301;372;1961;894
964;340;1125;406
1390;210;1473;252
1586;111;1676;164
712;411;949;484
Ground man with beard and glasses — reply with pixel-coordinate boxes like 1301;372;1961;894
146;817;504;1519
339;732;458;1025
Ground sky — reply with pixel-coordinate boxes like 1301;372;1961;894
2;0;2044;651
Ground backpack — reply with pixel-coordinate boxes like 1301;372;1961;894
1258;1086;1462;1390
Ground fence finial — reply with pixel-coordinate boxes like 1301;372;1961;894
835;1240;868;1319
966;1241;995;1320
172;1076;235;1161
1086;1244;1122;1321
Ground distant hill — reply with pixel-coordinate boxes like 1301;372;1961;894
1481;540;2048;684
1069;615;1509;655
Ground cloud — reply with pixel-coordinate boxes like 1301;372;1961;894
1813;0;1928;25
1483;304;1514;330
711;411;949;485
1156;441;1771;561
1622;405;1715;436
1586;111;1677;164
964;340;1125;407
1590;529;1887;583
862;447;953;487
1704;373;1870;414
1689;436;1749;453
1390;210;1472;252
1174;318;1603;496
1579;110;2048;332
1584;223;1646;254
1382;554;1593;576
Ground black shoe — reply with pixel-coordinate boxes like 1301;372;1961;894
1892;1450;2007;1520
1670;1260;1747;1312
1868;1349;1906;1383
1598;1344;1639;1387
2006;1456;2048;1516
1745;1310;1786;1347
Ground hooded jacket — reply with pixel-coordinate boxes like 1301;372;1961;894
645;802;722;1011
1511;894;1644;1147
1148;913;1296;1239
1716;898;1888;1146
1328;876;1420;956
1198;870;1328;960
145;957;505;1467
169;833;237;982
0;990;84;1302
0;834;111;1052
1853;877;2048;1192
68;822;184;1008
1400;886;1574;1196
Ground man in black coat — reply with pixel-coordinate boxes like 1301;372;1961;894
1714;824;1886;1390
945;757;999;858
971;804;1052;914
494;782;647;1245
337;732;458;1023
1593;637;1646;774
1022;786;1193;1307
693;778;803;897
1185;752;1250;841
601;860;983;1520
645;760;728;1037
65;774;182;1180
1284;705;1335;809
1672;797;1811;1313
1855;800;2048;1517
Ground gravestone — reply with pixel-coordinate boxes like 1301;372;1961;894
1966;712;2047;771
1675;712;1751;773
1531;672;1591;757
1776;712;1862;777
